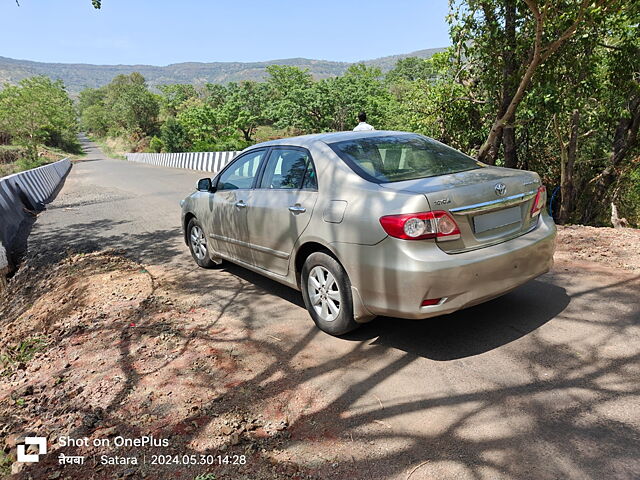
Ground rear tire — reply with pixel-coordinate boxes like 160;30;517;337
301;252;359;335
187;218;215;268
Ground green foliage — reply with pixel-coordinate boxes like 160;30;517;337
265;63;391;132
1;336;47;373
265;65;316;131
149;135;164;153
0;145;25;164
72;3;639;226
160;117;189;153
0;76;78;161
193;474;216;480
446;0;640;224
105;73;159;136
16;156;48;172
176;98;230;144
81;103;110;137
158;84;198;118
0;451;12;476
386;57;438;84
386;50;484;152
78;73;159;139
224;81;268;140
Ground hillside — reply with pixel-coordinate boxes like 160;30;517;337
0;48;445;94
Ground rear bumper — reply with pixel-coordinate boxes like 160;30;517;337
332;213;556;319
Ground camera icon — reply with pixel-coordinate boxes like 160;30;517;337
17;437;47;463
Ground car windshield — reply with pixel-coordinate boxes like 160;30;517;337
329;134;480;183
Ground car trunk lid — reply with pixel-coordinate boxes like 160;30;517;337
379;166;542;253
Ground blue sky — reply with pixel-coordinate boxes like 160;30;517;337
0;0;451;65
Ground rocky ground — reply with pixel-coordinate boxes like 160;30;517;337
555;225;640;272
0;224;638;479
0;252;323;479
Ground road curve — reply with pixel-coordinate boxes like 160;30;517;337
27;137;640;480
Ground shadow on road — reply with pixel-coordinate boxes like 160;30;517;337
30;217;573;361
345;280;569;360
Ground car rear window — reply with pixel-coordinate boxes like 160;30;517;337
329;135;480;183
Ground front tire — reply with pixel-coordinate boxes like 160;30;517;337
301;252;359;335
187;218;215;268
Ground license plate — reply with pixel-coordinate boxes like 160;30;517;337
473;206;521;233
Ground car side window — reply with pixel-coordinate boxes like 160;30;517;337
259;149;317;190
302;161;317;189
218;150;264;190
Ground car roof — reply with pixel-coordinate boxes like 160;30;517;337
245;130;420;150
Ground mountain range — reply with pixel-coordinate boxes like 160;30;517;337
0;48;445;94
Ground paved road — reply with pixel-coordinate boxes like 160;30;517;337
29;137;640;479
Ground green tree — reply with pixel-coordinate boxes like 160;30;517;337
450;0;625;166
386;50;484;151
386;57;438;84
0;76;77;161
265;65;316;131
78;73;159;140
158;84;198;118
265;63;391;133
176;98;231;145
223;81;267;141
578;2;640;223
160;117;189;153
322;64;391;131
104;73;159;137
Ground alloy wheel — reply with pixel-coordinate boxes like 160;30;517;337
190;225;207;260
307;265;341;322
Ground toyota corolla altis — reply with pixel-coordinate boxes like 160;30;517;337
181;131;556;335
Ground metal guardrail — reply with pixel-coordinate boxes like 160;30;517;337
125;151;240;173
0;158;72;274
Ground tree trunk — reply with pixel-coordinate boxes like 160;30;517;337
477;0;598;164
584;94;640;223
558;110;580;224
503;123;518;168
501;0;518;169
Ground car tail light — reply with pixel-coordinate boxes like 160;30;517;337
530;186;547;217
379;211;461;241
421;298;442;306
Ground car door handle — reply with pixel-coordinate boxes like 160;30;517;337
235;200;247;209
288;204;306;214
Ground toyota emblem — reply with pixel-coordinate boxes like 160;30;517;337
494;183;507;196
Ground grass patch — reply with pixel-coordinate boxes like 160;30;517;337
0;143;84;176
0;451;12;476
16;156;48;171
0;156;50;177
87;135;128;160
0;336;48;373
254;125;295;143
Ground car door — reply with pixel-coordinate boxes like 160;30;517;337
246;147;319;276
210;149;266;264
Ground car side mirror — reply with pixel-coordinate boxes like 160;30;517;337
197;178;213;192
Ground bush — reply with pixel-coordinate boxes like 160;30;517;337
132;136;151;153
16;157;47;171
160;118;189;153
190;140;218;152
188;137;250;153
210;136;252;152
0;146;25;164
149;136;164;153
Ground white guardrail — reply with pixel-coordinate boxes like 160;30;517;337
126;151;241;173
0;158;72;273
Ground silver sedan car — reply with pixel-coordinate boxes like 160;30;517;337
181;131;556;335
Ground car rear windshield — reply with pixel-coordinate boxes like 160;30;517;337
329;135;480;183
